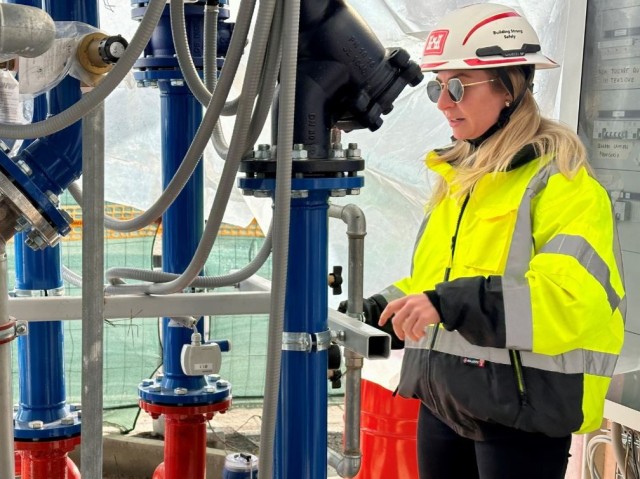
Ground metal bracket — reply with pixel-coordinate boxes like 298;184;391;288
315;330;332;351
282;330;333;353
328;309;390;360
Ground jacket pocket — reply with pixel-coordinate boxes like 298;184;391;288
461;203;517;274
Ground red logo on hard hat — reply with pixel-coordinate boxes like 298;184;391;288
423;30;449;56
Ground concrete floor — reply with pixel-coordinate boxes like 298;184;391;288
73;403;346;479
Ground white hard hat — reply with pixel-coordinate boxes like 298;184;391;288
420;3;558;72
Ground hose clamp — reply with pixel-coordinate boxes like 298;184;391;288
0;318;17;345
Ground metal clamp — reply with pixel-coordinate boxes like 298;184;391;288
314;330;332;351
282;330;333;352
0;318;17;345
283;332;312;352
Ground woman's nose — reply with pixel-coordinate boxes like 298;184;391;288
436;88;454;110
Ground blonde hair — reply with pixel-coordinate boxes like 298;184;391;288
427;67;591;209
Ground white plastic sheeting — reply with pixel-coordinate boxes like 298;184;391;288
98;0;569;301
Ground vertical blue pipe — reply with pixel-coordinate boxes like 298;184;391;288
13;0;97;430
276;190;329;478
158;81;206;392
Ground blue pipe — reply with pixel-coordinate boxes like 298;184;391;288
159;80;206;394
12;0;97;440
276;190;330;478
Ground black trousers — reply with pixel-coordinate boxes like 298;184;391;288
417;404;572;479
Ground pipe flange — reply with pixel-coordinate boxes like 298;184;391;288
0;170;59;248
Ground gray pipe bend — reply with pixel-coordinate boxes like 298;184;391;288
328;449;362;479
329;203;366;239
328;202;367;477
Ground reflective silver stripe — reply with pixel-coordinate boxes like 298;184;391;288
503;163;557;350
541;234;622;311
378;284;406;302
408;329;617;377
410;213;430;276
404;324;437;350
612;215;627;322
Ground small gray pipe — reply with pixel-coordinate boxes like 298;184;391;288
81;102;105;479
328;203;367;478
0;241;15;479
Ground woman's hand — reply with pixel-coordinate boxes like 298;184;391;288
378;294;441;341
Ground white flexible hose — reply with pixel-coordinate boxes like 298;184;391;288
203;3;230;159
66;0;258;233
258;0;299;476
171;0;240;116
0;0;166;140
102;0;272;296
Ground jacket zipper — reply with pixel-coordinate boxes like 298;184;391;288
426;194;470;415
509;349;529;404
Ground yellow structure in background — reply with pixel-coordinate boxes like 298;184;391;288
61;204;265;241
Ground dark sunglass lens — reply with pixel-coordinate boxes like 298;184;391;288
447;79;464;102
426;80;442;103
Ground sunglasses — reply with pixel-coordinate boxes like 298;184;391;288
426;78;495;103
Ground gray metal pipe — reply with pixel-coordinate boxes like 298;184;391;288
0;241;15;479
328;202;367;478
81;102;105;479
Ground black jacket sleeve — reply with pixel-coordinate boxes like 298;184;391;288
425;275;506;348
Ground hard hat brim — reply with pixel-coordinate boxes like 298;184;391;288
421;53;559;72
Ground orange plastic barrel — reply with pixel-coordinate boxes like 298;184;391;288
354;378;420;478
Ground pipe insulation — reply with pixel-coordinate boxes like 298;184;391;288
0;3;55;58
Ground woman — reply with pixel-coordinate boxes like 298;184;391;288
363;3;625;478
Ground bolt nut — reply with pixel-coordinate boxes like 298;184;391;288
14;216;30;233
346;146;361;158
291;190;309;199
216;380;229;389
207;374;221;383
255;144;272;160
204;386;216;393
292;144;308;160
348;188;361;196
69;403;82;412
61;416;75;425
45;191;59;207
15;321;28;336
330;189;347;197
16;159;32;176
329;148;345;159
148;385;161;392
174;387;188;395
28;420;44;429
142;379;154;387
155;374;164;383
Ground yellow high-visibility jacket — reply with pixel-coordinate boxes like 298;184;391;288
378;145;625;440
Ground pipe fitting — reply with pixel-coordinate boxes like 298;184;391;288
327;449;362;478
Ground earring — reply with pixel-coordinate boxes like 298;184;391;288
505;100;511;108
